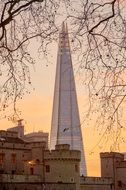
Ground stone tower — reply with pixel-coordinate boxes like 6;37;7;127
50;23;87;175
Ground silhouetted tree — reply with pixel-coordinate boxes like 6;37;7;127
66;0;126;149
0;0;60;117
0;0;126;148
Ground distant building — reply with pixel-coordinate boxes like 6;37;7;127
0;129;80;190
50;22;87;176
7;119;49;147
100;152;126;190
7;119;24;138
24;131;48;145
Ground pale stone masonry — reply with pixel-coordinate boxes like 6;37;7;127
23;131;48;145
100;152;126;190
7;119;24;138
7;119;49;145
0;128;126;190
80;176;113;190
0;129;81;190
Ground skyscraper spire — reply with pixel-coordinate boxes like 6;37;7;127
50;23;87;175
58;22;70;54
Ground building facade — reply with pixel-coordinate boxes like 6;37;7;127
80;176;113;190
0;128;126;190
7;120;49;147
100;152;126;190
0;129;81;190
7;119;24;138
24;131;48;145
50;22;87;175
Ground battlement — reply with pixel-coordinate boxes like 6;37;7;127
0;130;18;138
44;148;81;161
27;141;46;149
100;152;124;160
0;174;41;183
0;141;29;150
80;176;113;185
116;160;126;168
55;144;70;150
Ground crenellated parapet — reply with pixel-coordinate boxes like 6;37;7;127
100;152;124;161
80;176;113;185
44;144;81;161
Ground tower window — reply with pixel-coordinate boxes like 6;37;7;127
118;180;122;187
70;177;74;182
11;153;16;163
45;165;50;173
30;167;34;175
0;153;5;164
75;164;79;172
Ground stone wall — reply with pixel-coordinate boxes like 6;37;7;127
80;184;113;190
80;177;113;190
0;174;42;182
100;152;124;178
0;182;76;190
100;152;126;190
43;145;81;190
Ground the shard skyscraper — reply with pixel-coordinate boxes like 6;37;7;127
50;23;87;175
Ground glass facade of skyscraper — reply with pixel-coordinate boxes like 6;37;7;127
50;23;87;175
